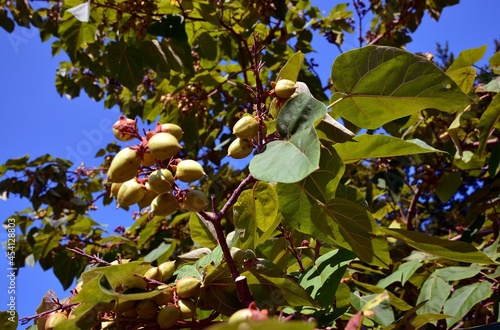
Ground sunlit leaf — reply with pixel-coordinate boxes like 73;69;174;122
477;94;500;156
334;134;442;163
416;274;451;316
277;51;305;82
443;281;492;327
189;212;218;248
330;46;473;129
446;45;487;93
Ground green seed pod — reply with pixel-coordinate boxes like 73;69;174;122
117;179;145;207
232;116;259;139
161;123;184;142
110;182;122;197
153;285;174;306
148;169;175;194
122;275;147;290
178;298;196;319
45;312;67;330
141;150;156;167
136;299;158;319
228;138;254;159
144;266;162;281
157;305;181;329
158;261;176;282
148;132;182;160
137;183;159;209
176;276;201;299
107;148;141;183
115;300;136;315
182;190;209;212
175;160;206;182
151;193;179;216
275;79;297;98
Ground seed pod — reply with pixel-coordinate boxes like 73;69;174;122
153;285;174;306
136;299;158;319
141;150;156;167
178;298;196;319
45;312;67;330
113;117;136;142
110;182;122;197
175;160;206;182
107;148;141;183
176;276;201;298
232;116;259;139
122;276;147;290
157;305;181;329
144;266;162;281
182;190;209;212
151;193;179;216
117;179;145;207
161;123;184;142
137;184;159;209
148;132;182;160
158;261;176;282
115;300;136;315
148;169;175;194
228;138;254;159
274;79;296;98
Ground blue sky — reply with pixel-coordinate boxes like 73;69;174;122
1;0;499;325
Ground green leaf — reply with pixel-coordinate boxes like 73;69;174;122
189;212;218;249
377;260;422;288
143;241;174;263
244;272;320;308
316;113;356;143
0;311;17;330
490;50;500;74
33;232;63;260
53;250;85;290
249;127;320;183
477;76;500;93
416;274;452;315
233;182;279;250
350;292;394;326
80;261;151;290
381;228;494;264
446;45;487;93
299;249;356;307
277;93;327;137
5;155;30;171
0;10;15;33
435;265;483;281
106;41;144;90
435;171;462;202
353;279;413;311
58;11;97;59
489;141;500;177
443;281;492;327
477;94;500;156
330;46;472;129
334;134;442;163
277;51;305;82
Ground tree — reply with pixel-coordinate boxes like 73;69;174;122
1;0;500;329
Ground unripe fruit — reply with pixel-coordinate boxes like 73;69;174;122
161;123;184;142
151;193;179;216
153;285;174;306
148;132;182;160
178;298;196;319
158;261;176;282
144;266;162;281
113;117;136;141
157;305;181;329
141;150;156;167
227;308;253;325
232;116;259;139
110;182;122;197
175;160;206;182
275;79;297;98
107;148;141;183
228;138;254;159
115;300;136;315
182;190;209;212
176;276;201;298
148;169;175;194
117;179;145;207
122;276;147;290
137;184;159;209
45;312;67;330
136;299;158;319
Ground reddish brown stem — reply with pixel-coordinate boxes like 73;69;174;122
406;188;421;231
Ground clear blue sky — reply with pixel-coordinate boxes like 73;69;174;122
1;0;499;325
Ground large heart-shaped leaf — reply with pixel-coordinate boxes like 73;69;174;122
277;93;327;137
330;46;473;129
250;127;320;183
